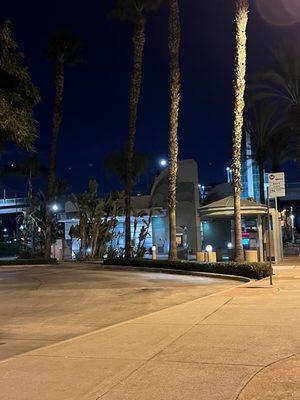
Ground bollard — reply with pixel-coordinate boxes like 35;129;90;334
207;251;217;262
152;246;157;260
196;252;205;262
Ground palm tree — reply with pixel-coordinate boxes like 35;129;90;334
245;104;288;203
268;127;296;172
105;149;149;187
112;0;164;259
253;40;300;162
232;0;249;262
44;29;83;258
168;0;181;261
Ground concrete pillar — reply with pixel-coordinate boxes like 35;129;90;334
257;215;264;262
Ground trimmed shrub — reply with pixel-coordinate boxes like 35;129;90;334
0;258;58;266
103;258;271;280
0;242;21;257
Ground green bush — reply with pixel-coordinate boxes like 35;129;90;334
103;258;271;280
0;242;21;257
0;258;58;266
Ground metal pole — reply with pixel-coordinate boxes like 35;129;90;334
290;206;295;244
275;196;278;211
267;187;273;285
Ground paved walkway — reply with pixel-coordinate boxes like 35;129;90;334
1;258;300;400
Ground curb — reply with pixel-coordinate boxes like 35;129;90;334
97;264;251;282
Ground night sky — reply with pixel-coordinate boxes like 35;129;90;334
2;0;299;197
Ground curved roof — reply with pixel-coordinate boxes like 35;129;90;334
199;196;267;218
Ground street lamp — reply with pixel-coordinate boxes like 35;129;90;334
290;207;295;244
226;167;233;183
51;203;59;212
159;159;168;168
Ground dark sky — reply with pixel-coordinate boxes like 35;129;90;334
2;0;299;196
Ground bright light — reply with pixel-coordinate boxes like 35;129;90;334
226;167;230;171
227;242;233;249
159;159;168;167
205;245;213;253
51;204;59;212
20;225;25;230
10;163;14;167
86;247;92;254
3;228;8;233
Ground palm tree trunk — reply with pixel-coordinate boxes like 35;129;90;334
44;62;65;259
124;16;146;259
258;161;265;203
168;0;181;261
232;0;249;262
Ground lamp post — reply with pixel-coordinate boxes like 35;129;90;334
226;167;233;183
159;159;168;168
290;206;295;244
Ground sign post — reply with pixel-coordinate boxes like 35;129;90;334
268;172;286;203
266;172;285;284
266;187;273;286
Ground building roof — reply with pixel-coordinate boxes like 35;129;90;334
199;196;268;218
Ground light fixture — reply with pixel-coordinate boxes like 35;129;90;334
51;204;59;212
227;242;233;249
159;159;168;167
205;244;213;253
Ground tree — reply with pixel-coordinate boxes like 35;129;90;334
232;0;249;262
105;150;149;187
71;181;124;258
245;104;288;203
253;40;300;162
168;0;181;261
111;0;164;259
0;20;40;151
44;29;83;259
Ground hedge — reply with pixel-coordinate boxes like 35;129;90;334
0;258;58;266
103;258;271;280
0;242;21;257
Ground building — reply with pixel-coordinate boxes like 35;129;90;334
58;159;201;259
241;131;261;202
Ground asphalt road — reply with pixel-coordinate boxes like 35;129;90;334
0;263;238;361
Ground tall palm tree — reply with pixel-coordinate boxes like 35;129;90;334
168;0;181;261
112;0;164;259
253;40;300;163
44;29;83;258
232;0;249;262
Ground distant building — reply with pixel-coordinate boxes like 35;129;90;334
59;159;202;259
241;131;261;202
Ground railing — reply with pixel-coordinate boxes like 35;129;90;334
0;198;28;207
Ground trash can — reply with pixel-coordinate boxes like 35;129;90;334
245;250;258;262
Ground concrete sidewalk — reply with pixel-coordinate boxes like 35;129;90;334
1;259;300;400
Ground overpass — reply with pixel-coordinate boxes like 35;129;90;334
0;198;28;215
